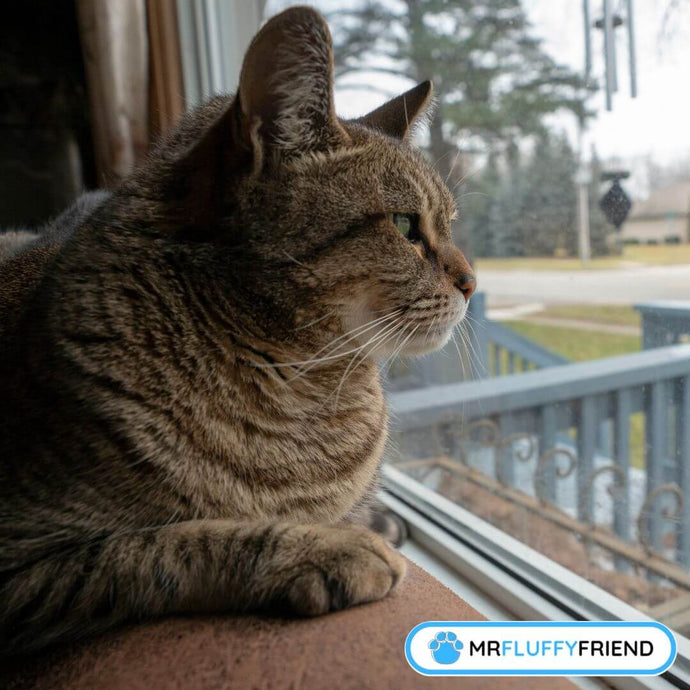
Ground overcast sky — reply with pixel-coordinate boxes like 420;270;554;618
266;1;690;190
528;1;690;166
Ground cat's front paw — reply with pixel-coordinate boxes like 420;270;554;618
282;524;406;616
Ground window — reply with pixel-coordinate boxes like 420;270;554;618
184;0;690;684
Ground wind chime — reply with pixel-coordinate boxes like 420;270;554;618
580;0;639;252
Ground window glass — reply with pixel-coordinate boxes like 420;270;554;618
266;0;690;638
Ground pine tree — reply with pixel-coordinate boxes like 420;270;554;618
330;0;591;189
519;134;578;256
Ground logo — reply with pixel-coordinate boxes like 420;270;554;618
405;622;677;676
429;631;464;664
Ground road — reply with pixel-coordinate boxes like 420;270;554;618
478;263;690;306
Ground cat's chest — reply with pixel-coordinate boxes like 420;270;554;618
183;370;388;522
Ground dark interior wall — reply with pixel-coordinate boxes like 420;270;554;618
0;0;95;229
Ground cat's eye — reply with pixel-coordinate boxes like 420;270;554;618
386;212;419;241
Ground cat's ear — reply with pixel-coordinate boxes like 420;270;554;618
357;81;434;141
236;7;349;159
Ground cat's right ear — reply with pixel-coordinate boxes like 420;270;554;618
235;7;349;165
356;81;434;141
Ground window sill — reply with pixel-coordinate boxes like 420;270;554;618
4;561;575;690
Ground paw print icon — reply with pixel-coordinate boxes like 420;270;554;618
429;631;464;664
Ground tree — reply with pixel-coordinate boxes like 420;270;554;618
461;133;614;258
585;148;613;257
329;0;592;190
519;134;577;257
645;154;690;194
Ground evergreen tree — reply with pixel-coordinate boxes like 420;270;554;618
329;0;591;189
519;134;577;256
587;148;615;256
464;132;616;258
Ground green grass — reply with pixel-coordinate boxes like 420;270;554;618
475;243;690;271
536;304;640;328
504;321;640;362
476;256;623;271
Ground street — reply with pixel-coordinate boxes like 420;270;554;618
478;263;690;306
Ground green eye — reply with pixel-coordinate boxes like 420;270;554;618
386;212;418;240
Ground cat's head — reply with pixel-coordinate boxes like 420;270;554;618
137;6;475;358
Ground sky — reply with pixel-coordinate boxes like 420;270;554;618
527;1;690;165
265;0;690;196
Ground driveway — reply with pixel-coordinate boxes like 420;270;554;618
478;263;690;306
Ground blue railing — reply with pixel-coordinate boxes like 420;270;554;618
636;301;690;349
385;298;690;581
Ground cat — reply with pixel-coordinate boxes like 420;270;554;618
0;6;475;657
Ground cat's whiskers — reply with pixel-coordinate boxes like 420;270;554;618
281;250;323;282
261;309;405;384
451;328;468;381
331;317;418;413
460;317;486;379
268;309;403;369
292;309;336;332
329;315;407;411
381;323;422;378
269;312;405;394
423;313;439;344
444;149;462;185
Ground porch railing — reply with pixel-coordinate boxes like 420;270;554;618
388;343;690;578
636;301;690;349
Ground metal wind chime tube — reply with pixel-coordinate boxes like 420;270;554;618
583;0;592;82
627;0;638;98
603;0;614;109
592;0;638;111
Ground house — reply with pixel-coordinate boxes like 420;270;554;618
619;181;690;244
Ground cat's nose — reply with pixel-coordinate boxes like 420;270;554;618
438;243;475;300
456;273;476;301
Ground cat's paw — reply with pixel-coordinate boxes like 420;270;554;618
282;524;406;616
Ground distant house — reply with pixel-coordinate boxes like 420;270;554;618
619;181;690;244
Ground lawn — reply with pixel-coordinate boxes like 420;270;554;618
505;320;640;362
475;243;690;271
536;303;640;328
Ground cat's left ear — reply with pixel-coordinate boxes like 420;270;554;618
237;6;349;159
356;81;434;141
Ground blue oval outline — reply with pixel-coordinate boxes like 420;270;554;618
404;621;677;676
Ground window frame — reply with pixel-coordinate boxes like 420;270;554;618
176;5;690;685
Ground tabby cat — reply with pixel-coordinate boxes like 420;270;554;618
0;6;475;656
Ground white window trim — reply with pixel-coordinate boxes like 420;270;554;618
175;0;265;107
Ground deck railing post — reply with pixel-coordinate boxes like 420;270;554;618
645;381;668;553
498;412;517;487
613;388;632;571
577;396;598;523
675;376;690;566
539;405;558;503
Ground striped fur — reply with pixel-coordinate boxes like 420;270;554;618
0;7;474;656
